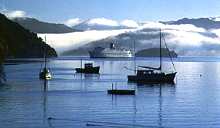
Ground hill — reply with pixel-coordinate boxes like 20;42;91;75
0;13;57;58
13;17;80;33
0;40;6;63
135;48;178;57
62;48;89;56
162;18;220;30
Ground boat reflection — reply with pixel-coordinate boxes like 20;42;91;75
127;82;176;127
84;73;100;80
41;80;49;125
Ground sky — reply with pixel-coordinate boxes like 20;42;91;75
1;0;220;23
1;0;220;56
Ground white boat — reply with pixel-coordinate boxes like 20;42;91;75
39;36;52;80
89;43;133;58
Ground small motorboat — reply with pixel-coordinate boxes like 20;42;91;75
75;63;100;74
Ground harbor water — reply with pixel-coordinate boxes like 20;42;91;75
1;57;220;128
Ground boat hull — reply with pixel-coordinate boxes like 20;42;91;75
39;71;52;80
107;90;135;95
75;66;100;74
89;51;133;58
128;72;177;84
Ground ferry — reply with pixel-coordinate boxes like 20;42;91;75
89;43;133;58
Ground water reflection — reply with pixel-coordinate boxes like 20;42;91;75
41;80;48;125
4;57;220;127
158;84;163;127
135;83;176;127
0;64;6;84
84;74;100;80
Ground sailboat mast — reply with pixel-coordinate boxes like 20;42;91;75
80;59;82;69
159;29;162;71
44;36;47;69
133;40;136;74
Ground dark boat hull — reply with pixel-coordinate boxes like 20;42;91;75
107;90;135;95
75;66;100;74
128;72;177;84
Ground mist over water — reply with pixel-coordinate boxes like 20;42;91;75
38;29;136;54
38;22;220;56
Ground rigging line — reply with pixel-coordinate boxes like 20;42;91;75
161;33;176;72
44;36;47;69
138;65;161;70
159;29;162;71
124;66;135;71
133;39;136;74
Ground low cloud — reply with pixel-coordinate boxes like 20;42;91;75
211;17;220;22
120;20;139;28
135;22;220;56
38;29;136;55
64;18;140;28
140;22;205;32
211;29;220;37
87;18;119;26
38;18;220;56
65;18;81;27
1;10;27;19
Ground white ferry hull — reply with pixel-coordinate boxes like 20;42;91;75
89;51;133;58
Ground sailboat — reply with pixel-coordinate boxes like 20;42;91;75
127;29;177;84
39;36;52;80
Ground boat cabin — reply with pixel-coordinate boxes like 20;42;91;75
76;63;100;74
110;43;115;49
85;63;93;68
136;69;165;76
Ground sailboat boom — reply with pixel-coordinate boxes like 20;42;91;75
138;66;161;70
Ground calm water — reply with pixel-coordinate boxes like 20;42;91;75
1;57;220;128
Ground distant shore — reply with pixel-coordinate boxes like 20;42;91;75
4;58;45;65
